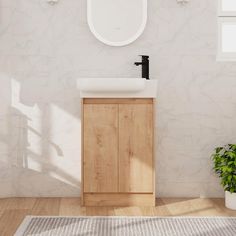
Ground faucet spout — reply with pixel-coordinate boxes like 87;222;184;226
134;62;143;66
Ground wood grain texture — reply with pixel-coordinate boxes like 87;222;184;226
0;209;30;236
86;206;115;216
59;198;85;216
118;104;154;193
83;104;119;193
0;198;235;235
84;193;155;207
81;99;84;205
31;198;60;216
82;99;155;206
114;206;143;216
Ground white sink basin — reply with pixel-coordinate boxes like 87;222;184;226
78;78;146;93
78;78;158;98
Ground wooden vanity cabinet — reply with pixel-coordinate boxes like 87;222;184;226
82;98;155;206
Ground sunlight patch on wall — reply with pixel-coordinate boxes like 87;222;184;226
11;78;42;169
0;73;11;164
46;103;81;187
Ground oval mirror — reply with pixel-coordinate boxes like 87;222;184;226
87;0;147;46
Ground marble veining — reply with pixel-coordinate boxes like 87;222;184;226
0;0;235;197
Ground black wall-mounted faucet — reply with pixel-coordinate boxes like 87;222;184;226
134;55;149;80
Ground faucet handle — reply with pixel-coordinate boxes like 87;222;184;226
139;55;149;60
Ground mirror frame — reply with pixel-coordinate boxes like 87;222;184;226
87;0;147;46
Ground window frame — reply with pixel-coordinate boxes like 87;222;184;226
217;17;236;61
218;0;236;16
217;0;236;61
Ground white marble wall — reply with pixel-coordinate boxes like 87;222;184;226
0;0;235;197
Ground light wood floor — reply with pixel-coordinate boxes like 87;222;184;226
0;198;236;236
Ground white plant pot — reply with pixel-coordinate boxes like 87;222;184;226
225;191;236;210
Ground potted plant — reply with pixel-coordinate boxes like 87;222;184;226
212;144;236;210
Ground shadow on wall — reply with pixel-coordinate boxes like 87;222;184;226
0;76;81;197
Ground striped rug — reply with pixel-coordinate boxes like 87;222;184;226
15;216;236;236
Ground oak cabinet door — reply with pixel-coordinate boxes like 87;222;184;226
83;104;118;193
118;104;153;193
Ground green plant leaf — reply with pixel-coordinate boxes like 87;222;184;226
212;144;236;193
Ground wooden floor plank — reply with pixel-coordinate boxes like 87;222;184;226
0;197;235;235
0;199;10;216
86;206;115;216
139;206;157;216
212;198;236;216
31;198;61;216
154;198;172;216
114;206;143;216
163;198;199;216
0;209;30;236
189;198;222;216
4;198;36;210
59;198;86;216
